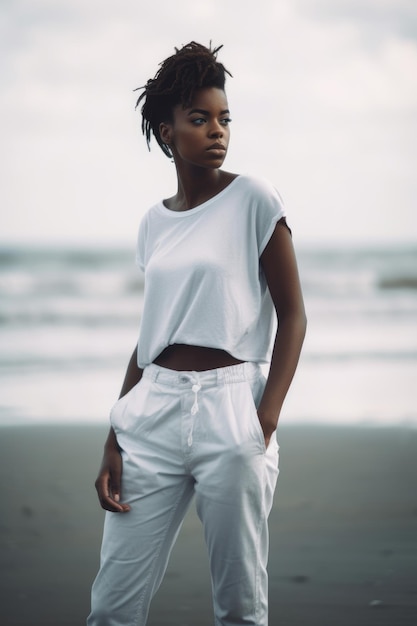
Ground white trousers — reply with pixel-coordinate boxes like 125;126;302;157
87;362;279;626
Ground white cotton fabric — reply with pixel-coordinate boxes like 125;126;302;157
88;361;279;626
135;175;286;369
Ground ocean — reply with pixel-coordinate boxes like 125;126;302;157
0;243;416;427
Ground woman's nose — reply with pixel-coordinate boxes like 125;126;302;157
208;121;223;137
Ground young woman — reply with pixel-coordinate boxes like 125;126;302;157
87;42;306;626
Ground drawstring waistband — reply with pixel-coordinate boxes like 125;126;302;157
143;361;261;387
142;361;262;448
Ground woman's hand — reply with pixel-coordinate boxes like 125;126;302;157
257;409;277;449
94;429;130;513
94;349;143;513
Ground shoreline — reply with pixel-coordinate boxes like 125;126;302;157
1;423;416;625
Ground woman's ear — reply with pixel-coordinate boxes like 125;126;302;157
159;122;172;146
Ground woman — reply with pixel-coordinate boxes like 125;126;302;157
88;42;306;626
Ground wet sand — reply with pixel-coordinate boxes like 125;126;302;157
1;424;416;625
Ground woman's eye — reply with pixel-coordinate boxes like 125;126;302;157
191;117;232;126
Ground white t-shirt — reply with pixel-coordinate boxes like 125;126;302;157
135;174;286;369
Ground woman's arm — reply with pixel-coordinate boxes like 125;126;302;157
258;220;307;447
95;346;143;513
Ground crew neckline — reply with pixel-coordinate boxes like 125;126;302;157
156;175;242;217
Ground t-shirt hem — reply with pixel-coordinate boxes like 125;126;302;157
259;212;286;256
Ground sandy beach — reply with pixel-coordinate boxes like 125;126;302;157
1;423;416;626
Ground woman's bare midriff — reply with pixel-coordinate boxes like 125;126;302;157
153;344;244;371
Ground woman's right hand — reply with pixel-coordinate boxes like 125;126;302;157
95;350;142;513
94;430;130;513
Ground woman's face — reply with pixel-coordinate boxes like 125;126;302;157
160;87;231;169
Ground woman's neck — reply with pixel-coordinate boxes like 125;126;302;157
166;167;236;212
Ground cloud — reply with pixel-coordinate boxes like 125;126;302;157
294;0;417;41
1;0;416;245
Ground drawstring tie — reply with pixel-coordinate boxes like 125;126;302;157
188;379;201;446
191;383;201;415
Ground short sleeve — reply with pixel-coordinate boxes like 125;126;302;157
253;177;287;255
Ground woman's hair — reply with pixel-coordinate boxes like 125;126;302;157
135;41;232;158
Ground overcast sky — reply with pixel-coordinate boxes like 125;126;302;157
1;0;416;247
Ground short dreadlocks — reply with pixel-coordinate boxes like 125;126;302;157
135;42;232;158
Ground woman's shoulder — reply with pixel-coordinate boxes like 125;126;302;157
139;197;165;224
232;173;280;198
236;174;287;230
232;174;284;209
